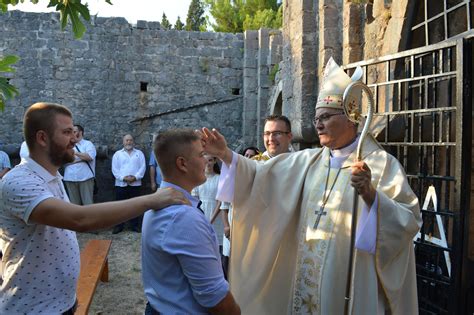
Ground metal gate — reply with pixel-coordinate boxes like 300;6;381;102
345;37;472;314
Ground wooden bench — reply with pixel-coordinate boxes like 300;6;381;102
75;239;112;315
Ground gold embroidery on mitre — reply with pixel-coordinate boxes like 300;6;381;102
316;57;364;119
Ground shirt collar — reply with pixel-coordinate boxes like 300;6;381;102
264;147;292;159
330;135;359;158
121;147;136;153
23;157;63;182
160;181;200;208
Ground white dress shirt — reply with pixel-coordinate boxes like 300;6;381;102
19;141;29;159
63;139;97;182
112;148;146;187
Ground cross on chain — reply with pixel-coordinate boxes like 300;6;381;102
313;207;327;229
312;162;342;230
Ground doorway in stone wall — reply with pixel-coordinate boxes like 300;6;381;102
344;37;472;314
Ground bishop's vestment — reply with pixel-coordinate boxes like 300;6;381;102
218;135;421;314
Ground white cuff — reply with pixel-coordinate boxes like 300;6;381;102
355;192;378;254
216;151;238;203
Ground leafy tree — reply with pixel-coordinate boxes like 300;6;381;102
205;0;282;33
0;55;19;111
1;0;112;38
243;5;282;30
185;0;206;31
0;0;112;110
160;12;171;30
174;16;184;30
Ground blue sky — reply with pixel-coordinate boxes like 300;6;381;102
9;0;192;25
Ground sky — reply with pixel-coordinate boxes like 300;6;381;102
9;0;192;25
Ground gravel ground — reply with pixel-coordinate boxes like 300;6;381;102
77;229;146;315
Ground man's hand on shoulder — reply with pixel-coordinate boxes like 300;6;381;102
147;187;190;210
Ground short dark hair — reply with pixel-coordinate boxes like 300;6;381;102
154;129;200;178
264;114;292;132
24;102;72;150
240;146;260;156
74;124;84;135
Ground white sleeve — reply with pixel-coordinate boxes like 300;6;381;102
135;151;146;180
355;192;378;254
216;151;238;203
111;152;123;181
85;141;97;160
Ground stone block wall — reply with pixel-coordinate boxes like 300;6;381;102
282;0;319;146
0;11;243;201
241;29;282;150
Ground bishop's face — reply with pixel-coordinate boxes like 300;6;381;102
314;108;357;150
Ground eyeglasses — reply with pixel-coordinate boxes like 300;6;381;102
312;112;345;125
263;131;290;137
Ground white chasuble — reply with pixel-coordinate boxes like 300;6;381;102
293;162;352;314
228;135;422;315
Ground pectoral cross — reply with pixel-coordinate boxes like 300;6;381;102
313;207;327;229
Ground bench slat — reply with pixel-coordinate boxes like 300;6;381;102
75;239;112;315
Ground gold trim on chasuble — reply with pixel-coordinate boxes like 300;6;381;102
292;163;351;314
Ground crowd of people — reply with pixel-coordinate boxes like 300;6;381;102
0;58;422;314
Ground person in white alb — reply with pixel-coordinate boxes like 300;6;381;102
111;134;146;234
63;124;97;205
202;58;421;314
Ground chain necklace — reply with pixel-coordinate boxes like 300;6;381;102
313;157;342;229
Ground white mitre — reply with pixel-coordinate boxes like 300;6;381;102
316;57;364;121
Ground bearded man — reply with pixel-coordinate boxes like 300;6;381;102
111;134;146;233
0;102;186;314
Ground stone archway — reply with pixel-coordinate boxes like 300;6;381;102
268;80;283;115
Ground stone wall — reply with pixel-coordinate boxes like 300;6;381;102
241;29;282;150
282;0;319;146
0;11;243;201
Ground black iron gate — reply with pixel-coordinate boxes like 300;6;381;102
345;37;472;314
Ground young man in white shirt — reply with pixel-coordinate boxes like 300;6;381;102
63;124;97;205
0;102;186;314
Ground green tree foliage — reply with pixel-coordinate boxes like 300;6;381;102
160;12;171;30
0;0;111;110
174;16;184;30
0;55;19;111
185;0;206;31
206;0;282;33
1;0;112;39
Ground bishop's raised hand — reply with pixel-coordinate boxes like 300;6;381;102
200;127;233;165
